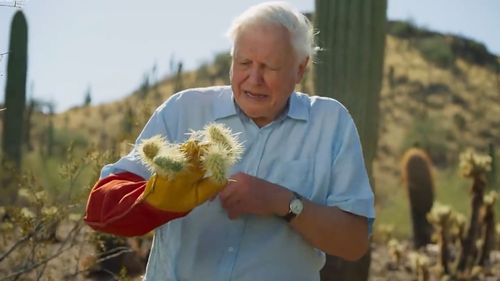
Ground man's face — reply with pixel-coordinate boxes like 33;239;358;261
230;23;308;127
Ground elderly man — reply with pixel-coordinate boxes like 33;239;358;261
84;2;375;280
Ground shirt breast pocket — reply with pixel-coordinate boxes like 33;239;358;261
266;159;313;198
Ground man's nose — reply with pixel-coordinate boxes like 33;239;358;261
248;66;264;85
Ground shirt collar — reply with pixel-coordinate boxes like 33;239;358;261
213;89;309;122
287;92;309;121
213;88;238;120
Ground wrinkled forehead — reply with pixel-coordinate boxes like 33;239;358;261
238;21;290;38
233;22;294;54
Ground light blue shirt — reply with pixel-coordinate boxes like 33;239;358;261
101;86;375;281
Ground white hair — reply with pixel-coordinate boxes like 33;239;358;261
226;1;318;61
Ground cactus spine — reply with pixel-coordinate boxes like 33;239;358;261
314;1;387;280
401;148;435;249
2;10;28;168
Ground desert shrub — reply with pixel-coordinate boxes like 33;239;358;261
452;113;467;130
415;37;455;68
0;145;128;280
450;36;497;67
386;20;430;39
402;117;449;167
213;52;231;84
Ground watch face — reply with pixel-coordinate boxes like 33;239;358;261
290;198;303;215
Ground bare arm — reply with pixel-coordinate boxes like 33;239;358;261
219;172;369;261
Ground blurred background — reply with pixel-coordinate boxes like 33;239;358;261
0;0;498;112
0;1;499;280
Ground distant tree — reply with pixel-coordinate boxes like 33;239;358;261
174;61;184;92
84;85;92;107
45;102;55;157
24;96;37;151
213;52;231;84
121;104;135;139
138;73;150;98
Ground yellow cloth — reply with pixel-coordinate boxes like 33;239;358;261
142;140;225;212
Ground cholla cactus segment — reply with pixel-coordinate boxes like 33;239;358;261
450;212;467;238
17;188;48;204
387;239;405;264
427;202;453;227
203;123;243;162
153;150;187;178
459;149;492;179
137;135;170;171
201;143;231;184
483;191;497;207
408;252;430;270
137;135;187;177
41;206;58;216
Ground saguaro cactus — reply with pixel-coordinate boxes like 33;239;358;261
314;1;387;280
2;10;28;168
401;148;435;249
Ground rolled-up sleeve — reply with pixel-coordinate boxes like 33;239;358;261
326;111;375;234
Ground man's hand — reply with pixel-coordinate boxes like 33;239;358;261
219;172;292;219
219;173;370;260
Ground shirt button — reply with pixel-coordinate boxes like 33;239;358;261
228;247;234;252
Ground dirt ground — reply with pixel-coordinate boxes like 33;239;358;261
369;241;500;281
2;223;499;281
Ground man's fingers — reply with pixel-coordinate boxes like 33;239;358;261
220;194;240;210
219;179;238;200
227;209;240;220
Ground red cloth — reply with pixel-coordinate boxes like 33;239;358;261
84;172;189;237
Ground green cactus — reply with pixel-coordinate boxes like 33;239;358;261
487;143;497;187
314;1;387;280
477;191;496;266
200;123;243;183
401;148;435;249
2;10;28;168
427;203;453;274
314;0;387;180
121;104;135;138
457;149;491;272
46;103;55;157
138;135;187;178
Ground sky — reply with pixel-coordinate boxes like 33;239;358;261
1;0;499;112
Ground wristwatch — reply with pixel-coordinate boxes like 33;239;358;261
281;192;303;222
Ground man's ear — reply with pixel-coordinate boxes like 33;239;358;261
295;56;310;83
